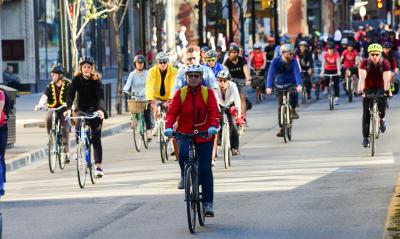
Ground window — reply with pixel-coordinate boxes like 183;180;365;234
2;40;25;61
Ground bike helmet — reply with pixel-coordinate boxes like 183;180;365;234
280;43;294;54
347;41;355;47
201;46;210;52
133;54;145;63
50;64;65;74
228;43;239;52
298;41;308;47
79;56;95;66
254;42;262;49
156;52;169;62
368;43;383;53
327;42;336;49
383;42;393;49
185;64;203;75
205;49;217;59
217;69;231;80
340;38;349;45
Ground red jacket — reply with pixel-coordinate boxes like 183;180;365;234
166;86;220;143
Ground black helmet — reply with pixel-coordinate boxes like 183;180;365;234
347;41;355;47
383;41;393;49
79;56;95;66
133;55;146;64
50;64;65;74
228;43;239;52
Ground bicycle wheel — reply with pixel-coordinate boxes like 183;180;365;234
222;123;230;169
302;90;307;104
48;132;57;173
348;78;353;102
88;144;97;184
159;125;167;163
281;105;288;143
76;141;87;188
57;123;65;170
329;89;334;110
132;117;142;152
287;108;292;141
197;184;205;226
370;115;375;157
141;116;149;149
185;166;197;233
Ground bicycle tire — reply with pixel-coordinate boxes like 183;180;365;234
133;118;142;152
88;144;97;184
77;141;87;189
159;126;166;163
57;123;65;170
287;108;292;141
348;78;353;102
197;184;205;226
222;123;230;169
48;132;57;173
281;105;288;143
329;90;334;110
371;114;375;157
185;166;197;233
302;90;307;104
142;116;149;149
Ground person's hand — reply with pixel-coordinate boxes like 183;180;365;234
64;109;72;117
164;128;173;137
208;126;218;136
97;110;105;120
296;85;302;93
320;72;324;77
34;104;42;111
266;88;272;95
307;69;312;76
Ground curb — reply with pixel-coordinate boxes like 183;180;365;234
5;121;130;172
383;176;400;239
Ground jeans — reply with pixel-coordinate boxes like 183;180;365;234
362;88;386;138
144;103;154;129
177;139;214;203
0;125;8;196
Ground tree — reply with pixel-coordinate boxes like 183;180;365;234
64;0;118;71
99;0;130;114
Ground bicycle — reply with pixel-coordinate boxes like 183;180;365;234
344;68;355;102
250;69;265;104
301;71;308;104
219;106;232;169
172;130;209;233
40;105;68;173
67;112;99;189
322;73;340;110
276;87;297;143
365;92;384;156
156;100;169;163
124;91;149;152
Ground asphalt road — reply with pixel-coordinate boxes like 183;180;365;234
1;92;400;239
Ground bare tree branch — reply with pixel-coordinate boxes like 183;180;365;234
117;0;130;30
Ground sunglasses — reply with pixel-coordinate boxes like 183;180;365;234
283;52;294;56
370;53;380;57
187;57;196;61
218;79;227;83
207;58;216;63
158;61;168;64
188;74;201;79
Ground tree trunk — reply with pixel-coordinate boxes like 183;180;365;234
112;12;123;115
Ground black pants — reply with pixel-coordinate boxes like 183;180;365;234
276;90;297;128
76;111;103;164
362;88;386;138
0;125;7;196
219;110;239;150
324;69;340;97
302;75;312;97
144;103;154;129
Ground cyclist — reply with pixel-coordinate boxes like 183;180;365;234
249;42;266;74
224;43;251;121
204;49;224;78
164;64;219;217
382;42;398;73
321;42;341;105
296;41;313;100
215;70;241;156
358;43;391;147
35;64;71;164
266;43;302;137
340;41;359;97
122;55;153;141
65;56;106;177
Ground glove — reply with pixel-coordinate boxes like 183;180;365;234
34;104;41;111
208;126;218;136
164;128;173;137
229;106;238;117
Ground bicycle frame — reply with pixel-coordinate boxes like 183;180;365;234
366;93;383;156
322;73;339;110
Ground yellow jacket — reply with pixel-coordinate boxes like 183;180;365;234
145;64;178;101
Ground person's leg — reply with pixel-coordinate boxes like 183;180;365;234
362;97;371;139
177;138;189;179
196;141;214;204
227;113;239;150
90;118;103;166
59;113;70;154
45;111;53;135
0;125;8;196
305;77;312;98
334;75;340;97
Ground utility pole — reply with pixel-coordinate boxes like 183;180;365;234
59;0;70;76
251;0;256;46
198;0;203;46
228;0;233;43
273;0;279;42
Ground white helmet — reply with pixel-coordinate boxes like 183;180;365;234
156;52;169;62
254;42;262;49
341;38;349;45
217;69;231;80
185;64;203;75
280;43;294;54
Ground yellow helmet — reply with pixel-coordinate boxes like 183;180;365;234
367;43;383;53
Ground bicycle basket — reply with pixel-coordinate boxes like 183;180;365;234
128;100;147;113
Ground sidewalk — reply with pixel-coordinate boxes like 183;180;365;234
5;92;131;172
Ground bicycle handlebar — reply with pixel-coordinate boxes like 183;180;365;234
321;73;340;77
172;130;210;139
66;112;99;120
40;105;67;111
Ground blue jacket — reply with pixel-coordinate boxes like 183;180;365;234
266;57;302;88
206;62;225;78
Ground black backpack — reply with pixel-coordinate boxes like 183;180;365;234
2;90;14;120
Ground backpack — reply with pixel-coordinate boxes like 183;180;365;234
175;32;182;46
2;90;14;120
180;86;208;104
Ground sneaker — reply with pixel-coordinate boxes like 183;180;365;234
291;109;299;119
334;97;339;105
362;137;370;148
64;153;70;164
146;130;153;141
231;148;239;156
204;202;214;217
95;167;104;177
177;178;184;190
380;119;386;133
211;160;215;167
307;95;311;100
276;128;284;137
